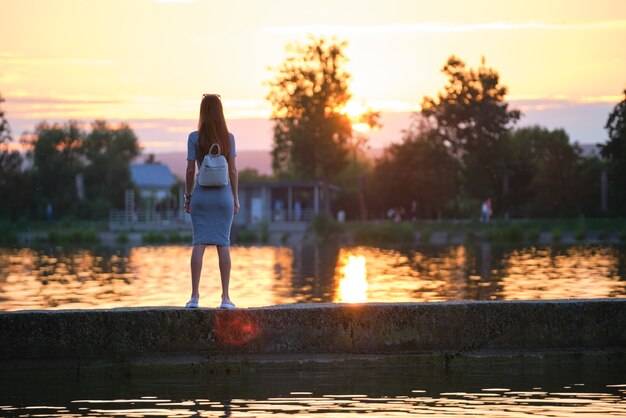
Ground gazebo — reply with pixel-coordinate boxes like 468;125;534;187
235;181;338;227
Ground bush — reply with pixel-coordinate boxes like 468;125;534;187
353;221;415;245
116;233;129;244
142;231;166;243
575;227;586;241
168;231;191;243
528;228;540;241
310;213;344;239
259;221;269;244
552;227;562;242
235;227;258;243
47;228;99;244
0;221;18;246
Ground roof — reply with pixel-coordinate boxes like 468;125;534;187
130;163;177;189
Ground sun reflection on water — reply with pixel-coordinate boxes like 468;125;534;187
335;254;368;303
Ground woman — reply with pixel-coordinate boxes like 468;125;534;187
184;94;239;309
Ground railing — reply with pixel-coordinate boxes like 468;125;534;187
109;209;188;230
270;208;315;222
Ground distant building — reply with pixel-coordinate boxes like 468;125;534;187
235;181;338;241
110;163;184;230
130;163;177;201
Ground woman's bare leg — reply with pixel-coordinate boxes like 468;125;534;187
190;244;206;299
216;245;232;302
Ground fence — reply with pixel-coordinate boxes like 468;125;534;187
109;209;188;230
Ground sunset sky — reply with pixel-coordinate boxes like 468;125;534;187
1;0;625;154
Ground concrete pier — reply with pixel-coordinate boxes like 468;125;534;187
1;299;625;373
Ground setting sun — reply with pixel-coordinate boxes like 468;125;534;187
352;122;371;133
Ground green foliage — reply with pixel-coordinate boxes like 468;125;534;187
0;94;34;220
116;233;129;244
168;231;190;243
267;36;353;182
238;168;275;183
600;89;626;215
0;220;18;246
310;213;344;239
82;120;140;210
14;119;140;221
512;126;593;217
352;221;415;245
259;221;269;244
333;147;372;220
528;228;540;241
27;121;84;219
485;224;523;243
142;231;166;243
552;227;562;242
575;227;586;241
235;227;259;243
368;125;459;219
421;55;521;203
47;228;99;244
139;230;190;244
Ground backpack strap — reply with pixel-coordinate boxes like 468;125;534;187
209;143;221;156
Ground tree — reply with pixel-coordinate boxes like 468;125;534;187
421;56;520;204
0;93;32;219
600;89;626;214
82;120;140;214
267;36;353;182
506;126;600;217
27;121;84;219
369;121;459;219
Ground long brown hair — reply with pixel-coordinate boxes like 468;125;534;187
197;94;230;162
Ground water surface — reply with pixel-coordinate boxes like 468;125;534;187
2;362;625;416
0;244;625;310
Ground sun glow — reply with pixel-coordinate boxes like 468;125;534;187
338;100;376;133
336;254;368;303
352;122;371;132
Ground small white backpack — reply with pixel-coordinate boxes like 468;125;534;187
197;143;229;187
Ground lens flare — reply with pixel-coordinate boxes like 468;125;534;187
213;310;260;346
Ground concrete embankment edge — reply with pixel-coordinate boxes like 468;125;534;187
1;299;624;373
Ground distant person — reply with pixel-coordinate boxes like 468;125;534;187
294;200;302;221
46;203;53;221
184;94;238;309
410;199;419;221
480;198;492;223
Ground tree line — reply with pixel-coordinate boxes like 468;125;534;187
1;36;625;222
0;106;140;221
266;37;626;220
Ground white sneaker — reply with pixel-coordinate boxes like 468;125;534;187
185;298;199;308
219;300;236;309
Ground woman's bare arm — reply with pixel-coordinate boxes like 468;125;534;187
184;160;195;213
228;156;239;214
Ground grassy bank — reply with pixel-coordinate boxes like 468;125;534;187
3;217;626;247
334;218;626;245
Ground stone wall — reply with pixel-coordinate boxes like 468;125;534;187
1;299;624;371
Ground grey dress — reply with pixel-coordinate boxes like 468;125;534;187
187;131;236;246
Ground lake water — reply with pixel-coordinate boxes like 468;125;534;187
0;243;625;310
2;362;625;416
